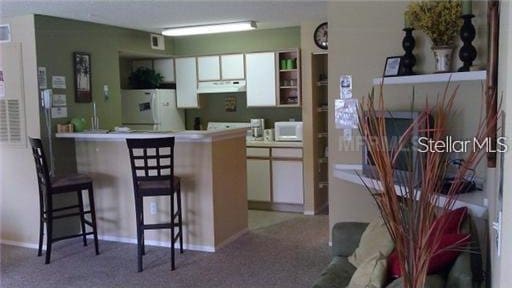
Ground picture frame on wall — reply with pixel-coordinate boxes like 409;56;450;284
383;56;402;77
73;52;92;102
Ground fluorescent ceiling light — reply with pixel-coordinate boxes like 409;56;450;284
162;21;256;36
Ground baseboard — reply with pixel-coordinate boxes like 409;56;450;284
214;228;248;251
0;239;45;250
1;236;215;253
304;202;329;216
89;235;216;252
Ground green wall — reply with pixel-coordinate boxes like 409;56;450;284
35;15;174;175
173;27;302;129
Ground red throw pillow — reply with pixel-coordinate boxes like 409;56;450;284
387;233;470;278
431;207;468;235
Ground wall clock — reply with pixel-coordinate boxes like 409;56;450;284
314;22;328;50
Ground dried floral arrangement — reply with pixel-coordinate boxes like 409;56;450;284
405;0;462;47
357;83;498;288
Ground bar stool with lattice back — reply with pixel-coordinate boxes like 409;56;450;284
126;137;184;272
29;137;99;264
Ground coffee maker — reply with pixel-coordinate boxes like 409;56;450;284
250;118;265;140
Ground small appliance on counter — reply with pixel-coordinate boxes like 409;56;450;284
250;118;265;140
263;129;274;142
274;121;303;142
207;122;251;131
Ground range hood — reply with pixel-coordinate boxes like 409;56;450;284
197;80;246;94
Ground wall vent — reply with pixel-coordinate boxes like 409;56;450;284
0;99;23;145
150;34;165;50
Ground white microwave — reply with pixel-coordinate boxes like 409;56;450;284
274;121;303;142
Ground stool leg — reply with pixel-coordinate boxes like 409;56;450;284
87;185;99;255
170;192;175;271
45;196;53;264
135;195;143;272
77;190;88;247
141;209;145;256
177;184;183;254
38;213;44;257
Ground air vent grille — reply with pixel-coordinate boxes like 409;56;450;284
0;99;23;145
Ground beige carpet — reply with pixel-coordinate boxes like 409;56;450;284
0;211;330;288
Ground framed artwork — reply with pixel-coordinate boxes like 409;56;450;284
73;52;92;102
383;56;402;77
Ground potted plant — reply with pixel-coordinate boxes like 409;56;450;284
128;67;163;89
405;0;462;73
357;85;498;288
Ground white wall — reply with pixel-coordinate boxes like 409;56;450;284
495;2;512;287
0;15;41;246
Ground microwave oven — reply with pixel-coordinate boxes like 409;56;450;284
274;121;303;142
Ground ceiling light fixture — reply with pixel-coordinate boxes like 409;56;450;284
162;21;257;36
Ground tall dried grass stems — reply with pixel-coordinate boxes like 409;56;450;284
357;81;499;288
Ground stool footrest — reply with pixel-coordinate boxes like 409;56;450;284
52;210;91;220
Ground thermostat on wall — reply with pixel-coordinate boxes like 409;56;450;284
150;34;165;50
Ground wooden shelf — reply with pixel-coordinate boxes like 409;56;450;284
278;103;300;107
318;132;328;138
319;157;328;164
333;164;488;218
319;181;329;188
280;86;298;89
317;80;328;86
373;70;486;86
280;69;297;72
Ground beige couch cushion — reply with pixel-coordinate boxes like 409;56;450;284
348;217;394;267
348;253;388;288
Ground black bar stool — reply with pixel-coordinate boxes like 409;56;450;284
29;137;99;264
126;137;183;272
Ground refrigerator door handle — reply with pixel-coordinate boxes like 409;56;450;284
151;93;159;123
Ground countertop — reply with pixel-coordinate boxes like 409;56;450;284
56;128;247;142
246;140;303;148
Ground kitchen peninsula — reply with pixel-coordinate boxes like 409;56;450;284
56;128;248;252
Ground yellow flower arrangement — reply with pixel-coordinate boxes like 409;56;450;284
405;0;462;47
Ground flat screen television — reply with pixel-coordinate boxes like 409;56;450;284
361;111;432;186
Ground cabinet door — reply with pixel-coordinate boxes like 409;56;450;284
132;59;153;71
221;54;244;80
153;58;175;83
246;52;277;107
247;159;271;202
272;160;304;204
175;57;198;108
197;56;220;81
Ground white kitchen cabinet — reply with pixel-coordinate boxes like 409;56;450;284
131;59;153;71
175;57;199;108
221;54;245;80
197;56;221;81
246;52;277;107
153;58;175;83
247;159;272;202
272;160;304;204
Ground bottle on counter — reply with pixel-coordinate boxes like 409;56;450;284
193;117;203;130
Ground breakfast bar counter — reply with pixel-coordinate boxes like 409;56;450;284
56;128;248;252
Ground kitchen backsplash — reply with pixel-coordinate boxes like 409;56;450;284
185;92;302;130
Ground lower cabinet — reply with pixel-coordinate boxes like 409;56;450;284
247;159;271;201
246;146;304;211
272;160;304;204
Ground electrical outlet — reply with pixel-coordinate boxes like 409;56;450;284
150;202;157;215
103;85;109;101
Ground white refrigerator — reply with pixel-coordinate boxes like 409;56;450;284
121;89;185;131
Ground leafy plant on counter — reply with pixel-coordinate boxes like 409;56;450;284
129;67;163;89
405;0;462;47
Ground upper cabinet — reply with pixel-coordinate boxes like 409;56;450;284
246;52;277;107
175;57;199;108
153;58;175;83
221;54;245;80
197;56;221;81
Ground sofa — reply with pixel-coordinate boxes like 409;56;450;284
312;217;482;288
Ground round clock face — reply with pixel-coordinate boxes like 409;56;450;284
314;22;328;50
